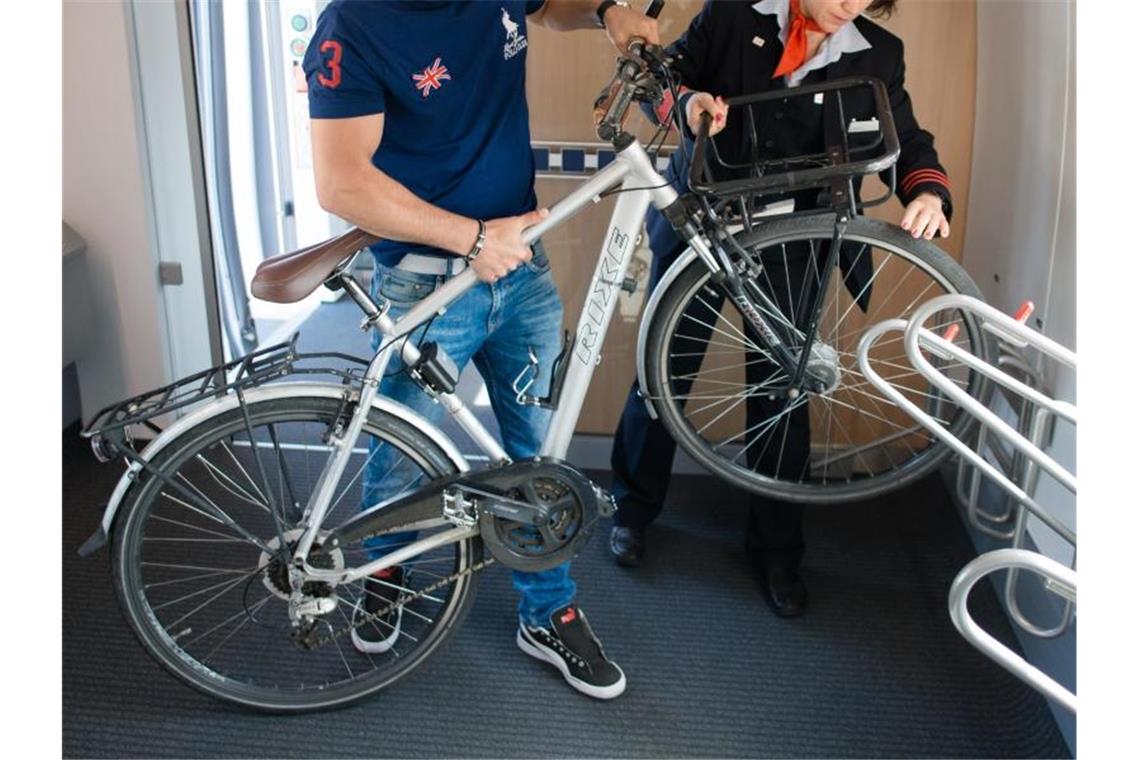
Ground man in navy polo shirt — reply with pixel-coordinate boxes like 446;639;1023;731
304;0;658;700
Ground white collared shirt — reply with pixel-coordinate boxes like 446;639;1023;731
752;0;872;87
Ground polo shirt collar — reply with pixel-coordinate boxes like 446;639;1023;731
752;0;872;87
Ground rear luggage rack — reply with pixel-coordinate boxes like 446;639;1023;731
81;333;369;448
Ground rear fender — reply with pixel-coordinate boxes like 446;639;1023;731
78;382;467;554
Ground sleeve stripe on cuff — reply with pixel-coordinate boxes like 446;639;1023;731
901;168;951;195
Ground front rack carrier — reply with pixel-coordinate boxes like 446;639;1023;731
81;333;370;445
688;76;901;224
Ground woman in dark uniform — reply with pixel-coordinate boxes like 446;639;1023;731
608;0;953;617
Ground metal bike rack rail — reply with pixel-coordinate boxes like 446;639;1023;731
954;345;1044;540
855;294;1077;714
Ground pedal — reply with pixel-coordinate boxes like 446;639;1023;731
594;485;617;518
441;487;479;529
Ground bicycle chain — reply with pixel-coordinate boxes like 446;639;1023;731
301;556;497;650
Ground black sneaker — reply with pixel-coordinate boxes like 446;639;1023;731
351;566;405;654
517;604;626;699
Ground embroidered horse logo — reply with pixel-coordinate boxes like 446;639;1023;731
501;7;527;59
501;8;520;40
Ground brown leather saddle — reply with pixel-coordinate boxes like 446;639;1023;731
250;227;380;304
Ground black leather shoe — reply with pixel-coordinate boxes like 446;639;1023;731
609;526;645;568
758;566;807;618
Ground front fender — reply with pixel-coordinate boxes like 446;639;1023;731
634;247;703;420
80;382;469;553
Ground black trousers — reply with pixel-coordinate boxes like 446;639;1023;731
611;238;824;572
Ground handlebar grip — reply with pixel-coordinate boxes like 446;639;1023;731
643;0;664;19
687;112;714;193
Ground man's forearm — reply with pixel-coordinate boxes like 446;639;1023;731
531;0;605;31
320;167;479;257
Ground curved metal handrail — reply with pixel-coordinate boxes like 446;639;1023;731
855;294;1077;712
856;318;1074;545
901;296;1076;497
948;549;1076;713
955;348;1044;539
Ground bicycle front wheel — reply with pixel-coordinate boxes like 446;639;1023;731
111;393;479;712
643;216;989;504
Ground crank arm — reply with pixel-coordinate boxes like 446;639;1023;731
457;485;553;526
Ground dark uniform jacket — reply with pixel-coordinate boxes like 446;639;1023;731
647;0;952;259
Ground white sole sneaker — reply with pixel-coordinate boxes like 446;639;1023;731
350;602;402;654
516;628;627;700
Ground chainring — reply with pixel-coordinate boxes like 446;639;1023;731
477;460;600;573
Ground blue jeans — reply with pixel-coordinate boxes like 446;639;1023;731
360;242;577;627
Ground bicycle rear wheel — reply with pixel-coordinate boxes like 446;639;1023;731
643;216;989;504
111;393;479;712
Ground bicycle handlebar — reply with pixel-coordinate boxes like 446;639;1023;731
593;1;668;142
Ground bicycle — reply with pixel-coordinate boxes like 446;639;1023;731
79;20;989;711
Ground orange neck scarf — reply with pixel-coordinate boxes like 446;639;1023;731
773;0;825;79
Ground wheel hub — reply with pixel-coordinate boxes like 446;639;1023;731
801;341;841;395
258;528;344;602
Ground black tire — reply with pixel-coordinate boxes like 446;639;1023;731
643;216;989;504
111;394;479;712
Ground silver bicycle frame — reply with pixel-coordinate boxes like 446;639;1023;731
295;139;716;582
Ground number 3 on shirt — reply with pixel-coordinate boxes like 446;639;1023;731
317;40;343;89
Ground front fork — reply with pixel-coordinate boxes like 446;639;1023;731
667;199;850;394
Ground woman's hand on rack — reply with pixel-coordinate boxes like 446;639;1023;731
470;208;549;283
686;93;728;137
900;192;950;240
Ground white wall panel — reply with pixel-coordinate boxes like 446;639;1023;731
63;1;168;418
964;0;1072;323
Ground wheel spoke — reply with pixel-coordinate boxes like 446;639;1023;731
147;513;262;546
162;570;262;629
219;440;272;506
333;439;396;515
164;472;275;553
669;356;774;382
678;311;768;355
194;594;275;657
150;569;264;613
335;602;381;670
194;448;272;514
